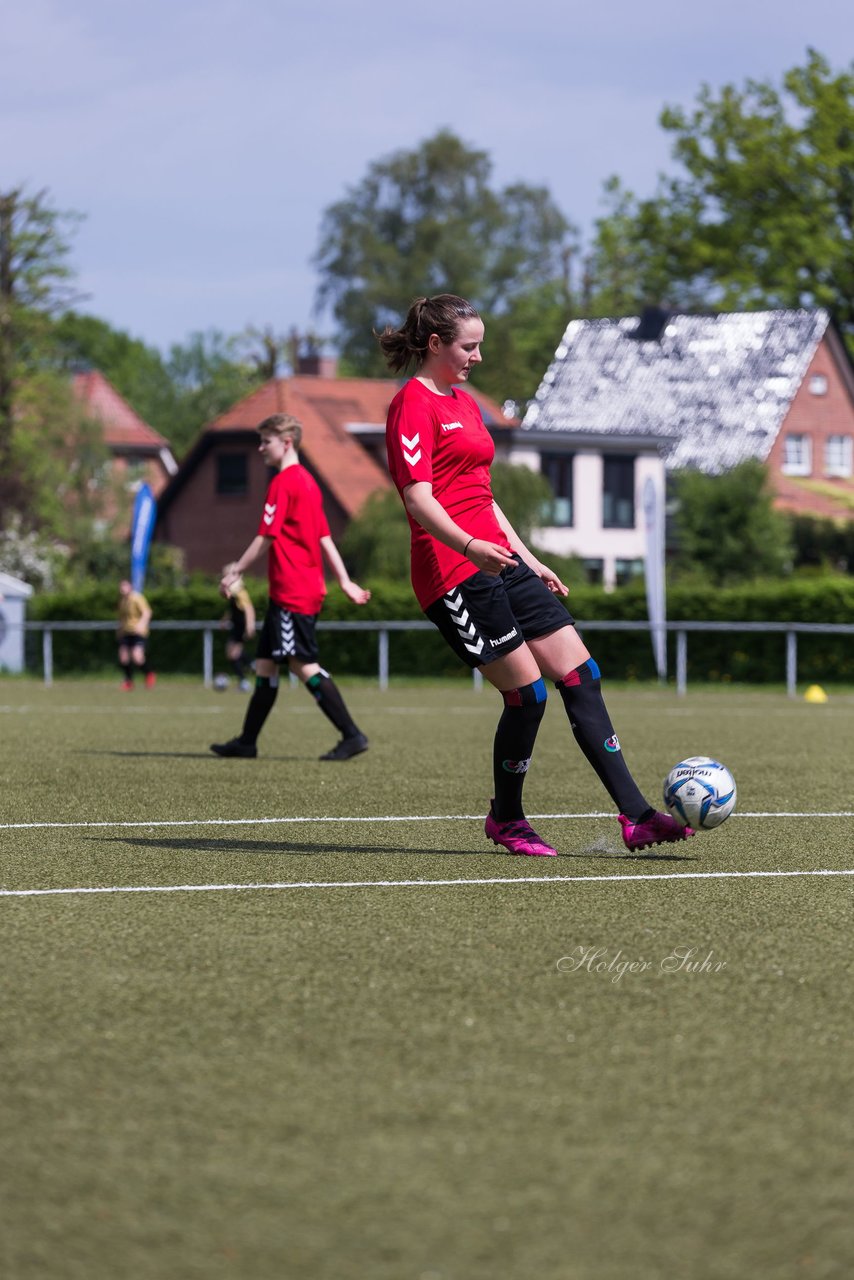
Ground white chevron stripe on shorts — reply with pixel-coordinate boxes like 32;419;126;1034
278;611;295;656
443;590;484;656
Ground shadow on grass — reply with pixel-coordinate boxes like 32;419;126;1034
90;835;698;863
81;750;312;762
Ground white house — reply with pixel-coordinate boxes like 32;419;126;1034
500;306;853;588
0;572;34;674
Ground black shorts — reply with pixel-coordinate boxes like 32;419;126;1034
256;603;319;663
425;557;574;669
227;625;250;646
118;633;146;650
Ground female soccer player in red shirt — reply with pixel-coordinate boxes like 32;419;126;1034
381;294;692;856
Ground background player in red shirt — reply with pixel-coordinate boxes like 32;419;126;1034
211;413;370;761
381;294;692;856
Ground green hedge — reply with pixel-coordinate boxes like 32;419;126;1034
23;575;854;683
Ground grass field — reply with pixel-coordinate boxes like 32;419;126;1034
1;676;852;1280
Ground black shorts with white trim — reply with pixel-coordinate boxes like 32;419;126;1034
424;557;573;669
257;602;320;663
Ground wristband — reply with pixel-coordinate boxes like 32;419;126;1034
462;537;475;557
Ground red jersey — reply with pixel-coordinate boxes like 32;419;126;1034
386;378;510;609
257;464;330;614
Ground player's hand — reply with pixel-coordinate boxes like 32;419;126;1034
342;581;371;605
466;539;517;576
532;560;569;596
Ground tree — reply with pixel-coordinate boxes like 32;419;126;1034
0;188;81;498
489;461;555;545
313;129;576;403
671;460;792;584
587;50;854;342
339;489;410;580
53;315;265;457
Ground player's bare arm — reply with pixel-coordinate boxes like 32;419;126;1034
404;481;515;575
319;535;371;605
221;535;272;598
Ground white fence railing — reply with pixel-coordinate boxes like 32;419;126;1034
19;618;854;696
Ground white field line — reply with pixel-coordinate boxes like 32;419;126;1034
2;868;853;899
0;810;853;832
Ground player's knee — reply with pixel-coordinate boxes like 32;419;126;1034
501;677;548;710
556;657;601;689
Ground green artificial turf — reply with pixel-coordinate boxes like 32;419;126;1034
1;677;852;1280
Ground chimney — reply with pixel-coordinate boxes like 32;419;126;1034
296;352;338;378
631;305;670;342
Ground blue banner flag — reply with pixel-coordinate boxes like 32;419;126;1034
130;484;157;591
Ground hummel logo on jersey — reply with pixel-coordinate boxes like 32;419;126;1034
401;432;422;466
263;502;276;526
441;421;463;432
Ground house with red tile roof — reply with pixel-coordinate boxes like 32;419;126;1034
154;359;515;575
73;370;177;499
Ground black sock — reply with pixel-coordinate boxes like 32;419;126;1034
305;670;359;738
492;679;547;821
240;674;279;745
231;656;246;679
555;659;649;820
122;662;134;682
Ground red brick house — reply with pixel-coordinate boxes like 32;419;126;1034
73;370;177;501
155;360;515;575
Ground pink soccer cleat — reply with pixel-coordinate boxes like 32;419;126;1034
618;811;694;853
485;804;558;858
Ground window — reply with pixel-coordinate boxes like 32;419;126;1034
615;558;645;587
582;558;604;585
782;434;812;477
809;374;828;396
602;455;635;528
540;452;574;526
825;435;853;478
216;452;249;496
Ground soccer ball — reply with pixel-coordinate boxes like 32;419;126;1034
213;673;230;692
663;757;737;830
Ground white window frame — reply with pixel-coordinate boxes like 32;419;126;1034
824;435;853;478
781;434;812;477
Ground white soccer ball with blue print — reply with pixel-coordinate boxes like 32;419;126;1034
663;757;737;830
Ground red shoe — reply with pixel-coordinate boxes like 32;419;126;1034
145;672;157;689
121;679;133;691
618;811;694;853
485;803;558;857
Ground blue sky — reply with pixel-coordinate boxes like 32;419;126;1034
2;0;849;354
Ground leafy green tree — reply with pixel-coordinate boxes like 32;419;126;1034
490;461;555;544
11;371;121;547
0;188;81;500
52;311;177;429
339;489;410;580
671;460;793;584
587;50;854;342
162;330;263;454
53;315;265;457
314;129;576;404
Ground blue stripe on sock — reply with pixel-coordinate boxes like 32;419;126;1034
586;658;601;680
